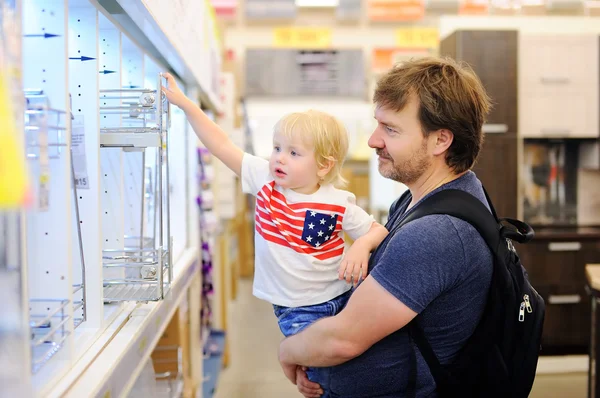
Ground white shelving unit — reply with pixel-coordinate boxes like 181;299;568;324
6;0;223;396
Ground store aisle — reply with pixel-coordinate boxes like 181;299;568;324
213;279;300;398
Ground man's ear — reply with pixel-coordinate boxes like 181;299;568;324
317;158;335;180
432;129;453;156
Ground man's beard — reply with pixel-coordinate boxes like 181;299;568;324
376;141;430;185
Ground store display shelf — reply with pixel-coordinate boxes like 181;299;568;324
61;248;198;398
103;282;170;303
99;132;161;148
102;244;172;302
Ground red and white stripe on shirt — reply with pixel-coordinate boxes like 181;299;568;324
254;181;346;261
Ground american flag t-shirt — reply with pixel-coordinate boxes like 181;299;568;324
254;182;346;261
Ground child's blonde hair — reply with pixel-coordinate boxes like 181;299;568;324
274;110;348;187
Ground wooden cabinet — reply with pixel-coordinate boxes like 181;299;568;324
440;30;519;217
516;230;600;354
473;132;518;218
519;34;600;138
441;30;518;133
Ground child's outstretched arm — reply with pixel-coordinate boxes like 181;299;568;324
162;72;243;176
339;222;388;286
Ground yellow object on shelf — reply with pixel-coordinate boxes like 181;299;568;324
0;71;28;208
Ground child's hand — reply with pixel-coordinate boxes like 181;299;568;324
338;240;370;286
161;72;189;109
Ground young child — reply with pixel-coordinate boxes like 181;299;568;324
162;73;388;392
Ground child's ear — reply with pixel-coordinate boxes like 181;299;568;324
317;158;335;180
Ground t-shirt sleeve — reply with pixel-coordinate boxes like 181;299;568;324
241;153;272;196
370;215;465;313
342;194;375;241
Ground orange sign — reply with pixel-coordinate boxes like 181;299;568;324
368;0;425;21
372;48;434;72
459;0;489;15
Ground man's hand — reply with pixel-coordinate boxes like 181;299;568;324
296;367;323;398
338;240;370;285
161;72;191;109
280;360;298;385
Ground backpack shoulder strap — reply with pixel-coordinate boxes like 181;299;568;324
388;189;412;218
395;189;501;252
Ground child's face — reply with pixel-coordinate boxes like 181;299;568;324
270;132;322;195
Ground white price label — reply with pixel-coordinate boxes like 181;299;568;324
71;116;89;190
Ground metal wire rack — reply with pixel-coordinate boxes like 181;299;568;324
29;299;71;374
24;89;68;160
100;74;172;302
99;74;170;150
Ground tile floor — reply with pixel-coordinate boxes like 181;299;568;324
214;279;588;398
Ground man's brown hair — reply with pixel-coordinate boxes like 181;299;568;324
373;56;492;173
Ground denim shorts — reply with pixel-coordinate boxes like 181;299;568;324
273;289;353;397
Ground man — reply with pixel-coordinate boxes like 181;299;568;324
278;56;495;398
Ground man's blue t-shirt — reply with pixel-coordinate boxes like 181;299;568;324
328;171;494;398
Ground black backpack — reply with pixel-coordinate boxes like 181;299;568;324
381;187;545;398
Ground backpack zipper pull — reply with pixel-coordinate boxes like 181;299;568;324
519;302;525;322
524;294;533;313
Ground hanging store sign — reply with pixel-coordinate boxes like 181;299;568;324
395;27;439;49
372;48;435;73
459;0;490;14
273;27;332;49
367;0;425;21
210;0;237;18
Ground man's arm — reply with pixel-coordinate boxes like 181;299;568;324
278;276;417;369
162;73;243;176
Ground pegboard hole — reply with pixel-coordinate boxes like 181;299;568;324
78;35;80;38
46;271;49;274
78;85;81;88
61;276;65;280
78;19;80;22
79;196;82;199
47;307;50;311
42;69;46;73
78;50;81;54
78;94;81;96
78;109;81;112
105;191;107;194
106;239;109;242
105;211;108;214
45;232;48;236
80;221;83;224
43;80;46;83
105;174;107;177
